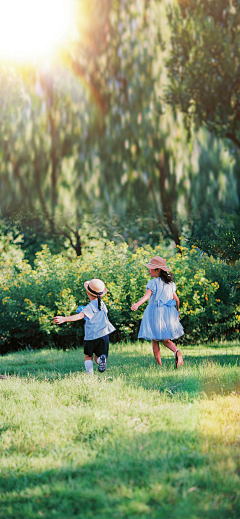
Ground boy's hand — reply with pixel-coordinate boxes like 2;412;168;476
131;303;139;311
54;316;66;325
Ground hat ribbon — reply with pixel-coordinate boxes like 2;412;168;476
87;284;104;296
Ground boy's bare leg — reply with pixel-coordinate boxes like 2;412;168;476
152;340;162;365
84;355;94;374
85;355;102;364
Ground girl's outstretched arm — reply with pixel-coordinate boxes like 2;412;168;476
131;289;152;311
54;312;85;324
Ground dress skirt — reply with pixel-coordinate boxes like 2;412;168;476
138;302;184;341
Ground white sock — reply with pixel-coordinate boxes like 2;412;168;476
85;360;94;375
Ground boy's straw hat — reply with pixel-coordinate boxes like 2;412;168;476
145;256;170;272
84;278;107;297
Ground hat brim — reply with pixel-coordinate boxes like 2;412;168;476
145;263;170;271
84;280;107;296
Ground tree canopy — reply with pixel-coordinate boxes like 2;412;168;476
164;0;240;150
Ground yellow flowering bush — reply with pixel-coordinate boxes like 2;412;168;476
0;243;239;352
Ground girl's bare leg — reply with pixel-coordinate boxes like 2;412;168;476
162;340;184;368
152;340;162;365
162;339;177;353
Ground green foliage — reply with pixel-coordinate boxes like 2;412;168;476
189;229;240;265
0;66;94;229
0;232;24;266
0;243;240;352
0;214;67;266
164;0;240;150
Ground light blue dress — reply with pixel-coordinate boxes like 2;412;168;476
138;278;184;341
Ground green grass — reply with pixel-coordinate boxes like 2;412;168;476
0;341;240;519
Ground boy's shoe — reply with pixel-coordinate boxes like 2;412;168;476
98;354;107;373
175;350;184;369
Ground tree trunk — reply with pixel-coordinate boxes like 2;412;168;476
157;152;180;247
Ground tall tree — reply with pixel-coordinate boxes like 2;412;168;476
0;67;98;255
163;0;240;151
85;0;238;244
162;0;240;258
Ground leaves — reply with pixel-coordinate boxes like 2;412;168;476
164;0;240;149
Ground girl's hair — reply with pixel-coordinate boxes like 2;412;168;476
156;268;174;284
97;295;103;310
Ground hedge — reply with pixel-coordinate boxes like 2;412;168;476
0;243;240;352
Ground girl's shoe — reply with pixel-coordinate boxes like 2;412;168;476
175;350;184;368
98;354;107;372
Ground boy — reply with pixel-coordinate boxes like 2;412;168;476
54;279;115;374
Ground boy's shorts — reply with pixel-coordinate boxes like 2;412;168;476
83;335;109;358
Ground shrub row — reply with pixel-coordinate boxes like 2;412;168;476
0;243;240;352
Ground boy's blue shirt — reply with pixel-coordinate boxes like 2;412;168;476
79;299;115;340
76;305;89;321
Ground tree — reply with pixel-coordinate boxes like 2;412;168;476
0;66;100;255
162;0;240;260
91;1;239;246
164;0;240;151
0;0;238;256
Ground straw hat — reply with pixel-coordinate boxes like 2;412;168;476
145;256;170;272
84;278;107;297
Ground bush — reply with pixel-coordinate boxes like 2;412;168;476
0;243;239;352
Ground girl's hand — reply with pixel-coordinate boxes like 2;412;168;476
131;303;139;311
54;316;66;325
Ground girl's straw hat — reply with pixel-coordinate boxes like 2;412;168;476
145;256;170;272
84;278;107;297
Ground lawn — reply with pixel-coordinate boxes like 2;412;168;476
0;341;239;519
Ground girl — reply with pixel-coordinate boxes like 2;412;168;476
131;256;184;368
54;278;115;375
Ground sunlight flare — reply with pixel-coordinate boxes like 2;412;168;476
0;0;74;61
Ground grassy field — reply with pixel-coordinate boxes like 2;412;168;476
0;341;239;519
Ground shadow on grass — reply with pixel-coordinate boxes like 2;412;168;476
0;348;85;379
0;428;239;519
110;352;240;399
0;349;239;399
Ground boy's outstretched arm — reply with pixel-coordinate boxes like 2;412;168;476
54;312;85;325
131;289;152;311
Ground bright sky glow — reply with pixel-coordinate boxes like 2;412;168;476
0;0;74;61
